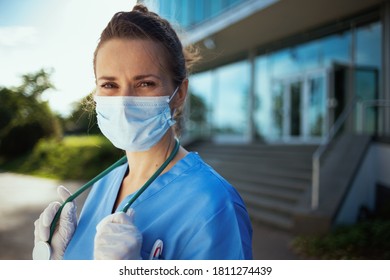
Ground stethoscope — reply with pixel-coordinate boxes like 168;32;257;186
32;139;180;260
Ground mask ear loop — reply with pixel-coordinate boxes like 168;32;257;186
167;85;180;117
167;86;180;103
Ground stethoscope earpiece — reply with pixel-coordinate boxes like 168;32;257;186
32;241;51;260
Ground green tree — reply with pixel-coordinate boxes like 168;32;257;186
189;93;206;124
186;92;208;137
0;69;61;159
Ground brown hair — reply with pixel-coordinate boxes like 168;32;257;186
92;4;200;136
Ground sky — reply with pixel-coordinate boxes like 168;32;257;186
0;0;136;117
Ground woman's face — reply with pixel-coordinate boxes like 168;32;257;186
95;38;174;97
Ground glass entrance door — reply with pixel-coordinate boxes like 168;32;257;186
275;68;329;142
307;71;328;139
282;80;303;139
289;81;302;137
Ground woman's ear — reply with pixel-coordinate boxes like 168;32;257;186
172;79;188;108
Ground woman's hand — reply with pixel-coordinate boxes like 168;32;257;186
33;185;77;260
94;209;143;260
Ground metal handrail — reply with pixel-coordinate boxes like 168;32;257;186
311;97;358;210
359;100;390;133
311;98;390;210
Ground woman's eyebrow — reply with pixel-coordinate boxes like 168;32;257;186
133;74;161;81
97;74;162;82
97;76;117;82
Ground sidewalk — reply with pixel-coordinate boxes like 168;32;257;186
252;221;300;260
0;172;88;260
0;172;300;260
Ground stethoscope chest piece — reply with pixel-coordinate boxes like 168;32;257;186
32;241;51;260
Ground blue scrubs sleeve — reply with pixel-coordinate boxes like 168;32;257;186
177;203;253;260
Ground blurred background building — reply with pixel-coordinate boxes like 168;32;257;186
139;0;390;234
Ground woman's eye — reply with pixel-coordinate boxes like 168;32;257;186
101;83;117;89
139;81;155;88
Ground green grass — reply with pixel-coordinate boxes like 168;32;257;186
62;135;107;147
1;135;124;180
292;219;390;259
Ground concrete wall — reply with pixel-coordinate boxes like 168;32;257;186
335;142;390;225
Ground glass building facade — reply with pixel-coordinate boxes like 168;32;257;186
253;21;381;142
145;0;247;29
140;0;385;143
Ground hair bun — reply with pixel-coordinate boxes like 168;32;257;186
132;4;149;14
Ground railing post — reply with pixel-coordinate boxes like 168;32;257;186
360;101;365;134
311;156;320;210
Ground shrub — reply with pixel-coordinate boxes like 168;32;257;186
292;219;390;259
15;135;124;180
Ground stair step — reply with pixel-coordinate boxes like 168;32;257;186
195;145;317;158
193;143;317;152
224;173;309;192
241;193;295;215
200;153;313;169
209;160;312;181
232;181;303;203
241;194;295;230
249;207;294;230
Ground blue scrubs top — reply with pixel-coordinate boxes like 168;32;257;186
63;152;253;260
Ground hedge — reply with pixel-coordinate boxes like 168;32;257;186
6;135;124;180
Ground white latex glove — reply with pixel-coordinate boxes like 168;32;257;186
94;208;143;260
33;185;77;260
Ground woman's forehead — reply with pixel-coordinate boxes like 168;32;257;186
95;38;170;77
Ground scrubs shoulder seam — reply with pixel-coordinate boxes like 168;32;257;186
196;159;249;212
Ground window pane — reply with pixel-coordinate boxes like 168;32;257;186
289;81;302;136
214;61;250;137
355;69;379;133
354;22;381;134
271;81;284;138
308;76;326;136
188;71;213;137
355;22;381;68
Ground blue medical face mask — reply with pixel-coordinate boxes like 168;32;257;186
94;87;179;152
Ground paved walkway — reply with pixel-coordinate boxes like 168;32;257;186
0;172;300;260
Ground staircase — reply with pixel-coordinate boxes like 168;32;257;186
187;141;318;231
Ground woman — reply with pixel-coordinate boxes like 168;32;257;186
33;4;253;260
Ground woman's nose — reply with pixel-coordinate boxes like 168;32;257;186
120;85;135;96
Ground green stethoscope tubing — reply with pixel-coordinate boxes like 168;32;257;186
48;138;180;245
